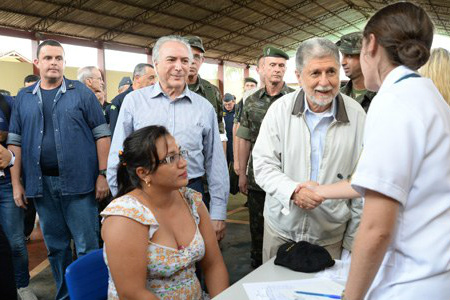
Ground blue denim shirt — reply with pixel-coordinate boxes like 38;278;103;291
7;78;111;197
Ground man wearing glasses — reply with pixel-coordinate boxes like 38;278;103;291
106;63;157;136
108;35;229;241
77;66;107;110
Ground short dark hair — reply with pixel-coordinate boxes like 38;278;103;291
0;89;11;96
36;39;64;58
132;63;154;79
363;2;433;70
24;74;40;85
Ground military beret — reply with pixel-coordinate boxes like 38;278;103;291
336;32;363;55
244;77;258;85
185;36;205;53
263;46;289;60
118;76;132;89
223;93;235;102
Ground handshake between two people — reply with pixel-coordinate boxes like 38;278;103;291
292;181;324;210
292;180;360;210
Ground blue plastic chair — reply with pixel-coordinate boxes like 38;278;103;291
65;248;109;300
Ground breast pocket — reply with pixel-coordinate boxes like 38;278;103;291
64;106;85;129
178;122;206;152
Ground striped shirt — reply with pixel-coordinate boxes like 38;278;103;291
107;83;229;220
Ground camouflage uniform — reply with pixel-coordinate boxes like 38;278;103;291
340;81;376;112
236;84;294;266
337;32;376;112
234;87;259;124
188;75;225;134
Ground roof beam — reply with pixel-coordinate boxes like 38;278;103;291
29;0;91;32
426;0;450;37
164;0;289;50
267;0;344;40
313;1;361;33
205;0;314;50
32;0;251;52
97;0;178;41
101;0;263;55
280;16;367;52
351;3;450;34
170;0;255;36
231;0;309;45
0;7;158;41
220;5;354;61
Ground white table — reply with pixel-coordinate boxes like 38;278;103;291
213;257;316;299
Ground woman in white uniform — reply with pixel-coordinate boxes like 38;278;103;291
331;3;450;300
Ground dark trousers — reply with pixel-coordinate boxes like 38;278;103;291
97;196;112;247
187;177;210;210
0;224;17;300
24;199;36;237
187;177;210;291
248;189;266;267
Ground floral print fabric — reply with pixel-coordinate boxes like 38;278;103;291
101;188;207;300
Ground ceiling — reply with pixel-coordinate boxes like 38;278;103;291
0;0;449;65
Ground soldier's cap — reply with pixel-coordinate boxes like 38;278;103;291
223;93;235;102
336;32;363;55
244;77;258;85
263;46;289;60
118;76;132;89
185;36;205;53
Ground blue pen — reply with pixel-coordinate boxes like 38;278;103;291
294;290;341;299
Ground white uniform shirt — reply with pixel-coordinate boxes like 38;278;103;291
351;66;450;299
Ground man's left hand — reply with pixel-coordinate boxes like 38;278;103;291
211;220;226;241
95;175;110;201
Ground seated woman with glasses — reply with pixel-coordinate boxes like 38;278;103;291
101;125;229;300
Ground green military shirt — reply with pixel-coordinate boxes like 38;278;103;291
188;75;224;134
236;84;295;191
340;80;376;113
234;100;243;124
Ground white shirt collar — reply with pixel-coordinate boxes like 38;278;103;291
378;65;417;95
303;93;337;119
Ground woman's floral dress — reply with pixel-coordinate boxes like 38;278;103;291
101;188;209;300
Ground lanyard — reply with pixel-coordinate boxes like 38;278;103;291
394;73;421;84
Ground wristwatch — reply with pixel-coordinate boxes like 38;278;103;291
8;149;15;167
99;169;107;178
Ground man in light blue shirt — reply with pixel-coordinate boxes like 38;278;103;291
304;97;336;182
107;35;229;240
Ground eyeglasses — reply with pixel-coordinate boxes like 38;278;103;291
89;77;103;81
158;149;189;164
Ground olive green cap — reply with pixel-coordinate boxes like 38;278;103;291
336;32;363;55
244;77;257;85
263;46;289;60
185;36;205;53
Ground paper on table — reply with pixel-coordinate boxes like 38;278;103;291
243;278;344;300
314;259;350;285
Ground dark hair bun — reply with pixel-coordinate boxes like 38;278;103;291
397;39;430;70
